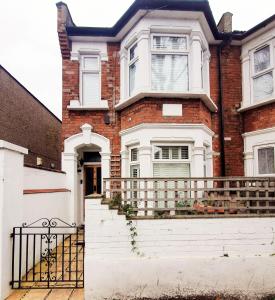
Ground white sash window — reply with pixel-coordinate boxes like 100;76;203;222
253;45;274;101
81;56;101;106
129;43;138;96
151;35;189;92
257;146;275;175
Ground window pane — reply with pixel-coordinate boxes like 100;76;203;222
171;147;179;159
258;147;275;174
153;36;187;51
254;46;270;73
253;72;273;101
83;57;98;70
130;165;139;178
129;61;137;96
181;146;189;159
152;54;188;91
131;148;138;162
130;44;137;61
161;147;170;159
82;73;100;105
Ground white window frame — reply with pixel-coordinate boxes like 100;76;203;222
128;146;140;176
254;143;275;176
251;42;274;103
128;43;139;97
150;33;190;92
80;55;101;106
152;144;191;164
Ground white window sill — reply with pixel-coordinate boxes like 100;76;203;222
238;97;275;112
115;90;217;112
67;100;109;111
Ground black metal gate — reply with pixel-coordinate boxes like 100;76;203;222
11;218;84;289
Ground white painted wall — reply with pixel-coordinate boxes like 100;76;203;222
85;198;275;299
23;166;66;190
0;141;27;300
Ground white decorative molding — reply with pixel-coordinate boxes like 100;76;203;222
242;127;275;138
120;123;215;137
67;100;109;111
115;91;217;112
238;97;275;113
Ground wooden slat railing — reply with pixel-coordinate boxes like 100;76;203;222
103;177;275;218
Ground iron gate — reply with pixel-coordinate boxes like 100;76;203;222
11;218;84;289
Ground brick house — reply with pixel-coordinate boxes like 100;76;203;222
56;0;275;223
0;65;62;170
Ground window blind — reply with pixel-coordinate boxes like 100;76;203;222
258;147;275;174
82;73;100;106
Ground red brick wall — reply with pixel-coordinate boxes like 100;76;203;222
243;103;275;133
120;98;211;130
209;45;244;176
0;66;62;169
62;43;121;157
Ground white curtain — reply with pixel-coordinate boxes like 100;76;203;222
129;62;137;96
82;73;100;106
254;46;270;73
152;54;188;91
153;36;187;51
253;72;273;101
258;147;275;174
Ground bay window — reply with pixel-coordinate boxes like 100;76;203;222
253;45;274;102
151;35;189;92
80;56;101;106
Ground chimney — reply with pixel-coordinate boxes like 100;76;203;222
56;2;74;59
217;12;233;33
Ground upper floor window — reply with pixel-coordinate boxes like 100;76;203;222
129;44;138;96
130;147;139;162
151;35;189;92
253;45;274;102
80;56;101;106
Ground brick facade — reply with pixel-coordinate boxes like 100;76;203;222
0;66;62;169
243;103;275;133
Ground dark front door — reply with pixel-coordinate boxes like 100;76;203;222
85;165;101;195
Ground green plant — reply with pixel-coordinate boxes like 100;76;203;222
109;192;122;208
121;203;144;257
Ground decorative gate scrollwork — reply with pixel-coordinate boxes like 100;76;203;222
11;218;84;289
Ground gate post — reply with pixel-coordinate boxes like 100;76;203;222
0;140;27;300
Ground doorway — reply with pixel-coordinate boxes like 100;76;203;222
84;165;102;195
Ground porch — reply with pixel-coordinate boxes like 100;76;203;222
103;177;275;218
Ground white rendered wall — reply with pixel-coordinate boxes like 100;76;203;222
85;198;275;300
23;166;66;190
0;141;27;300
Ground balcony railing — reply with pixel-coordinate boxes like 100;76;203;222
103;177;275;218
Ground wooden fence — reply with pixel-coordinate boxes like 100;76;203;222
103;177;275;218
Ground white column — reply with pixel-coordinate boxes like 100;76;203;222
62;152;78;224
100;152;111;191
242;55;251;106
137;30;150;92
190;36;203;92
120;150;129;177
120;49;128;100
192;146;204;178
139;146;152;177
244;152;254;176
0;141;28;300
203;51;211;96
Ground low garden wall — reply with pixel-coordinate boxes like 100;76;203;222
85;198;275;299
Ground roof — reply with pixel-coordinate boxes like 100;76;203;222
0;65;61;123
61;0;275;42
65;0;220;39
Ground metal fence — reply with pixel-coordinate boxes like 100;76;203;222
11;218;84;289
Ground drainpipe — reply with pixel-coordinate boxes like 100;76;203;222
217;36;232;177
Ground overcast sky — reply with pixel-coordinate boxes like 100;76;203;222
0;0;274;120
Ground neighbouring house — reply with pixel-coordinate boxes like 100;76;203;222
57;0;275;224
0;65;62;170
